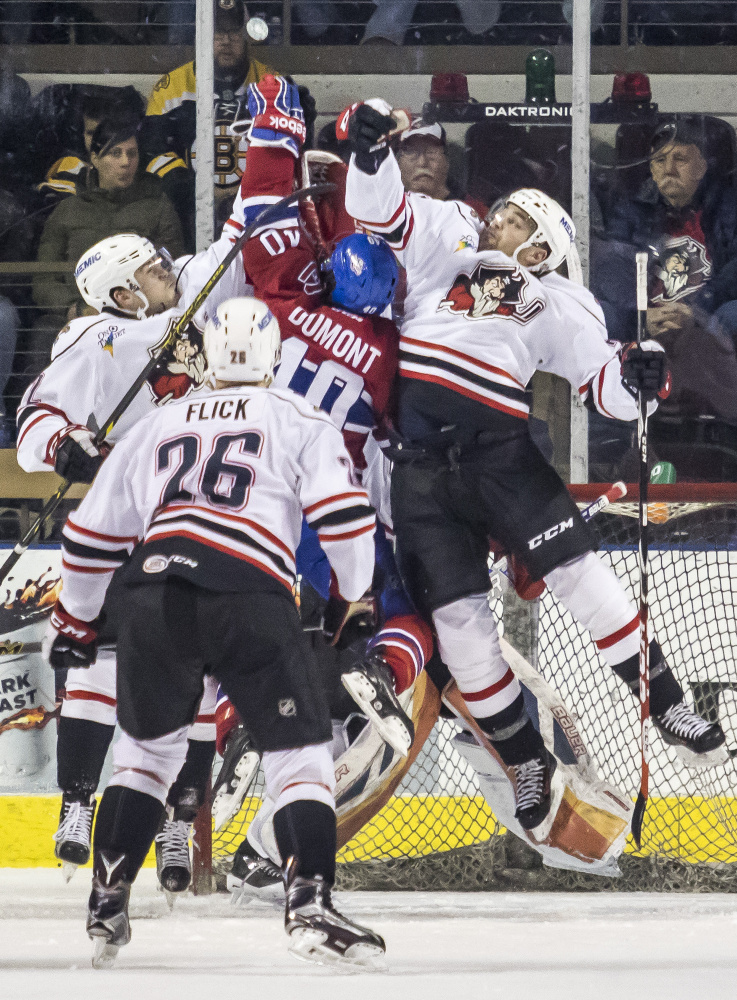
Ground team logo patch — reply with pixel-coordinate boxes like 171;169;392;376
650;235;711;305
98;325;124;357
278;698;297;717
147;319;207;405
439;262;544;323
455;234;478;252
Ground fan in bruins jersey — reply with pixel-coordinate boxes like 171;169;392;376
141;0;283;245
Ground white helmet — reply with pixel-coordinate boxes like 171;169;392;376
505;189;576;276
75;233;159;318
204;297;282;385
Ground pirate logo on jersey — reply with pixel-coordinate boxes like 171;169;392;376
147;319;207;405
439;262;544;323
650;235;712;305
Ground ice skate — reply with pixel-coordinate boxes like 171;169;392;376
512;749;562;839
654;701;730;768
87;864;131;970
53;793;96;881
227;839;284;906
155;816;191;897
341;650;414;757
285;871;386;969
212;724;261;831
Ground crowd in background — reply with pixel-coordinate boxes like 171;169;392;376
1;0;736;483
2;0;737;46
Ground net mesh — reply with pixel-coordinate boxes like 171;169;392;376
211;486;737;891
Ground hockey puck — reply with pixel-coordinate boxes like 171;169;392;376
246;16;269;41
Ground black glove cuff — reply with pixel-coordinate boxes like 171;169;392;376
54;436;104;484
354;146;390;175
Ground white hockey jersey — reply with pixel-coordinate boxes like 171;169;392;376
58;384;376;624
16;237;251;474
345;151;647;424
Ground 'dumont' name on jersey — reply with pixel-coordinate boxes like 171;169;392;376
57;385;376;624
344;149;644;424
16;237;251;474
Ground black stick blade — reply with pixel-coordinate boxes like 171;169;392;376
631;791;648;850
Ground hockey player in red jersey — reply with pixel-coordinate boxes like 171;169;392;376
212;77;430;765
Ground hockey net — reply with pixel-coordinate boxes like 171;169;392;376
207;484;737;892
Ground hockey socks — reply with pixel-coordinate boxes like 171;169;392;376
93;785;166;884
166;739;216;819
476;693;546;765
367;613;434;694
57;716;115;799
273;799;337;885
611;639;684;716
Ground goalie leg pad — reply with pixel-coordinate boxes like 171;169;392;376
433;593;522;718
109;726;190;805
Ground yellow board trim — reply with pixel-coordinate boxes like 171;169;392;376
3;793;736;867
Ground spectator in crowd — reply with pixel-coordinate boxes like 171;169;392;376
37;91;144;206
141;0;275;248
592;116;737;423
32;118;184;331
360;1;503;45
0;187;34;447
394;119;487;216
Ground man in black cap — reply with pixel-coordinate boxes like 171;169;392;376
141;0;274;248
591;114;737;431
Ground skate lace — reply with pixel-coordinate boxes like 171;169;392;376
155;820;191;867
658;702;711;740
513;758;546;812
53;800;94;846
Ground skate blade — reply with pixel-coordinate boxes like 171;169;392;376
90;935;119;970
61;861;78;883
288;927;386;971
672;742;732;769
212;751;261;831
341;672;412;758
525;767;565;844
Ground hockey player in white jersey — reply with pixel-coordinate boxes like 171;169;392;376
342;101;728;834
45;297;384;969
17;231;250;887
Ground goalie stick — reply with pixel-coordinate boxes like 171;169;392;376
0;183;335;586
631;251;651;849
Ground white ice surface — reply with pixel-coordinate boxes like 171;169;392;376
1;870;737;1000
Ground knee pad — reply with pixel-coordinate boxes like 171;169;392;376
433;594;520;718
110;726;190;805
262;742;335;812
62;650;118;727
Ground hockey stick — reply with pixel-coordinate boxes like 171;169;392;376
0;182;335;586
631;251;650;850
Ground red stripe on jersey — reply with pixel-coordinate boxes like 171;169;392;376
396;206;415;249
303;491;368;517
153;503;294;561
401;335;525;388
195;713;216;724
62;558;117;575
149;528;293;590
318;521;375;542
17;410;59;452
65;690;117;708
595;363;618;420
595;613;640;650
462;667;516;702
354;194;407;231
403;370;529;420
66;519;140;545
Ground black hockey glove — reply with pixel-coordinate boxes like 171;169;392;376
340;101;396;174
53;425;106;484
323;592;377;649
621;341;671;403
47;602;99;671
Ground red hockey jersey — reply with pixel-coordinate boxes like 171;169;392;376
238;146;398;468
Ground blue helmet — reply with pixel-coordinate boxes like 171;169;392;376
328;234;398;315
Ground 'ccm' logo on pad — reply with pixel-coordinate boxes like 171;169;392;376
528;517;573;550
